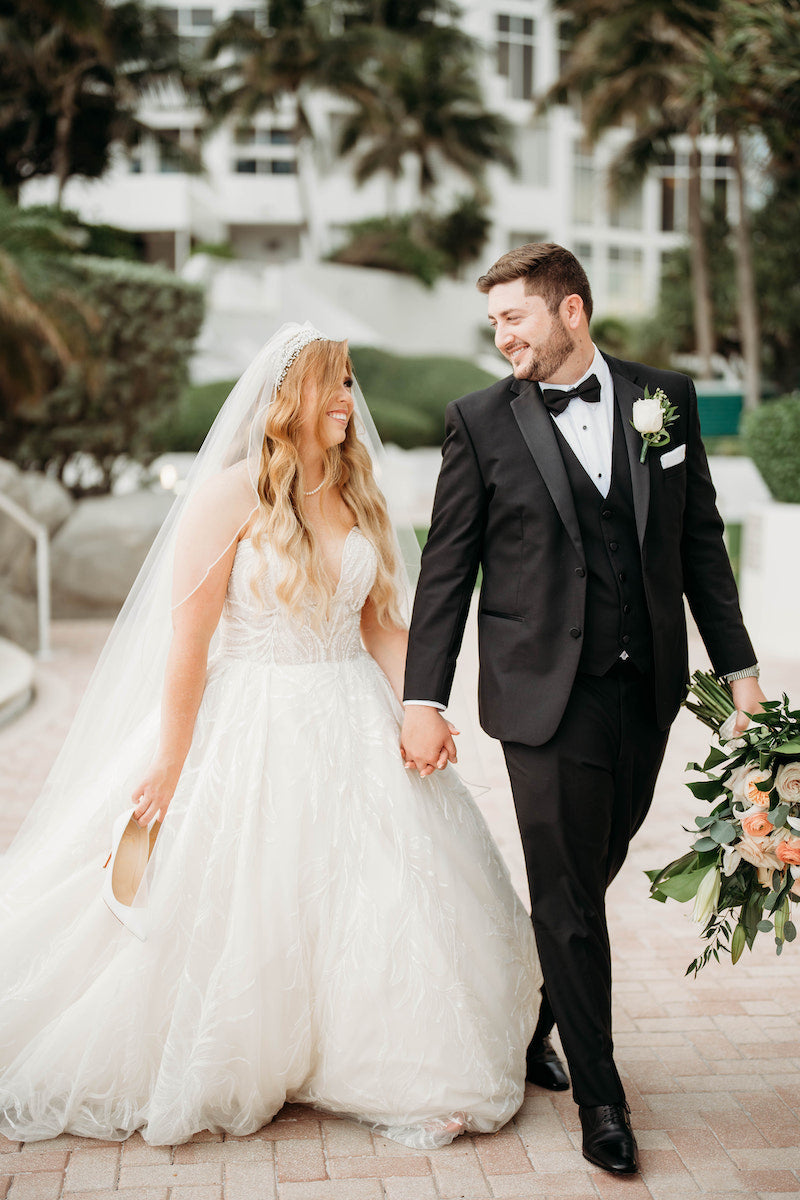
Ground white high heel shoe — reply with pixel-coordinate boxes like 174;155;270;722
102;808;159;941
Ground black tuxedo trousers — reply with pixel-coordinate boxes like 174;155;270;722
503;663;668;1107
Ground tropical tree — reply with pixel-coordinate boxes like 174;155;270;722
688;0;800;408
544;0;721;378
0;195;96;420
546;0;800;407
202;0;358;258
336;25;516;213
0;0;186;205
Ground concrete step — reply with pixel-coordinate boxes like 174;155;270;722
0;637;35;728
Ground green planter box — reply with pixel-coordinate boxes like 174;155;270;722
695;387;743;437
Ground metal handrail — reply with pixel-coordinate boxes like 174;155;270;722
0;491;51;659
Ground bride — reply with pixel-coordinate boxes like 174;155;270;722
0;322;540;1149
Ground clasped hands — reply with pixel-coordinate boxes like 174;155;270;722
400;705;459;778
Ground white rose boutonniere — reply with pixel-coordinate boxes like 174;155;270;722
631;386;678;463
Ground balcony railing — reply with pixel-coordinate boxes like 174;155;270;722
0;492;51;659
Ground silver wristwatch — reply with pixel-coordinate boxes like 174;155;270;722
722;664;760;683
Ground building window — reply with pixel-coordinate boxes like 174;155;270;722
234;159;298;175
235;126;295;147
608;179;643;230
608;246;643;308
508;230;548;248
515;121;549;186
157;5;213;55
496;14;535;101
157;129;183;173
557;17;574;77
572;141;596;225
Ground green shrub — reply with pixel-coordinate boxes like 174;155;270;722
2;256;204;492
351;345;497;448
151;378;236;452
329;197;491;288
743;393;800;503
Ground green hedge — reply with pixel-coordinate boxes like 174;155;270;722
743;393;800;503
152;377;236;453
2;256;204;492
350;346;497;448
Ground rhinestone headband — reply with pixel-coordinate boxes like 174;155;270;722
275;326;327;390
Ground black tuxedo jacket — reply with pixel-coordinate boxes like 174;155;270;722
403;353;756;746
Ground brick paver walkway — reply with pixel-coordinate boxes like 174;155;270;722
2;619;799;1200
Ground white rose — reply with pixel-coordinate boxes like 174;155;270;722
632;396;664;435
776;762;800;805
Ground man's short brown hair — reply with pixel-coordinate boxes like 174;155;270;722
476;242;593;322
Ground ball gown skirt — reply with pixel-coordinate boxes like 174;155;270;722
0;529;540;1148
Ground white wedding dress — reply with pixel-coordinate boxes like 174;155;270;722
0;528;540;1148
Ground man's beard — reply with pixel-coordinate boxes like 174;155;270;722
513;315;575;382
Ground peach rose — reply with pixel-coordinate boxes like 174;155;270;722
776;762;800;805
741;811;774;839
729;764;772;807
775;836;800;866
736;831;782;870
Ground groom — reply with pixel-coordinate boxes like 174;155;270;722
400;243;764;1175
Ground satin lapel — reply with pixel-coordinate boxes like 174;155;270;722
509;380;584;562
612;370;650;548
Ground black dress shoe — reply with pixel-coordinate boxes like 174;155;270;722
525;1035;570;1091
579;1103;639;1175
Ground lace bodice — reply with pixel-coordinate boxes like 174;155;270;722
217;527;377;665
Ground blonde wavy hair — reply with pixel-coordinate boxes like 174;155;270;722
249;338;405;628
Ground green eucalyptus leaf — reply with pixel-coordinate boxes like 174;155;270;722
757;919;773;932
710;821;737;844
692;837;718;853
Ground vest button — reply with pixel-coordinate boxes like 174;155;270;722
623;604;631;614
618;571;626;582
609;540;619;551
622;635;631;644
602;509;613;519
569;627;582;639
575;567;586;577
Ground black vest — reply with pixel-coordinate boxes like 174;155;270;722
554;403;652;674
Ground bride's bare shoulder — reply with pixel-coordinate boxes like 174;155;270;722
179;462;258;540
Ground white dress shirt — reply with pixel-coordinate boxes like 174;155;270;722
405;345;614;709
545;344;614;497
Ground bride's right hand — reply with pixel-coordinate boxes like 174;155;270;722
131;761;180;827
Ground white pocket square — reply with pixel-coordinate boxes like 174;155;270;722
660;443;686;469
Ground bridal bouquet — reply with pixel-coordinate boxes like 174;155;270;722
647;671;800;975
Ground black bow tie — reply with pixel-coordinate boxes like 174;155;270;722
541;374;601;415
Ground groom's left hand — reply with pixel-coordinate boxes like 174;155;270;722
729;676;767;734
401;706;459;778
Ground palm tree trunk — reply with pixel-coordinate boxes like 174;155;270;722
687;136;715;378
54;74;80;208
731;132;761;411
295;129;326;261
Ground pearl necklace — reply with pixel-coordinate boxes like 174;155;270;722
304;480;324;497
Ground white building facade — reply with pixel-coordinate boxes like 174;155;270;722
22;0;737;329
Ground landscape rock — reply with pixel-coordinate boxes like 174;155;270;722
51;491;174;614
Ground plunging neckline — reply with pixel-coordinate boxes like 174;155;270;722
237;525;361;596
